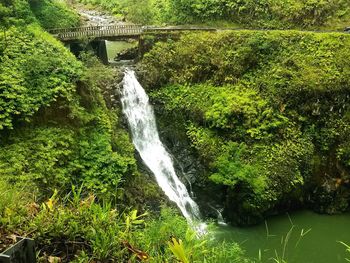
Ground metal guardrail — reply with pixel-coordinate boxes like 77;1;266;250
0;237;36;263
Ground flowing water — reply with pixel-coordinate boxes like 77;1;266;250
120;69;350;261
121;69;205;232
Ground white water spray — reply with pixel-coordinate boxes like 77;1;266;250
121;69;206;232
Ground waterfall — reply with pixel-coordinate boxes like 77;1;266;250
121;69;206;232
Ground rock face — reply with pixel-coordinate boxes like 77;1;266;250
114;47;139;61
308;153;350;214
152;105;350;225
152;107;228;220
74;4;131;27
137;30;350;226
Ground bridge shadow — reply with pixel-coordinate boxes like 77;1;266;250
67;38;138;64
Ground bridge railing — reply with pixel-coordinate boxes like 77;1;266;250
48;25;218;41
142;26;217;32
49;25;143;40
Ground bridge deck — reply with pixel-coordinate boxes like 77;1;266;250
49;25;143;41
48;25;217;41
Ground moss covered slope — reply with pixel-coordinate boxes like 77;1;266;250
141;31;350;224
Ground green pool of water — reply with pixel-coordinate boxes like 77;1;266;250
106;40;137;62
214;210;350;262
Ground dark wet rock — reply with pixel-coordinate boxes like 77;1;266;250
151;106;226;220
74;4;128;27
114;47;139;61
309;179;350;214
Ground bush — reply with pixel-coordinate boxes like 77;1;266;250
0;180;33;231
0;25;82;130
142;30;350;222
76;0;350;28
0;184;251;262
30;0;80;29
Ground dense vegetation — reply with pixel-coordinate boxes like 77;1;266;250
30;0;80;29
1;0;350;261
141;31;350;224
76;0;350;29
0;0;251;262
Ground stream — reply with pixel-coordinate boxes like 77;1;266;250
121;69;206;233
75;5;350;261
119;69;350;262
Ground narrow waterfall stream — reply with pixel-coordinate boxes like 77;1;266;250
121;69;206;232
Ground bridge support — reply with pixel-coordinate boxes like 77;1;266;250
90;40;109;65
66;40;109;64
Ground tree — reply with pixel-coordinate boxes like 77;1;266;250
0;3;11;48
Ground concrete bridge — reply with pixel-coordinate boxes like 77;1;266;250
50;25;349;63
48;24;217;41
49;25;217;64
49;25;143;41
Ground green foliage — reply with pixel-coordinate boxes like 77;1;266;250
30;0;80;29
0;25;82;130
153;83;288;140
0;51;137;198
0;123;136;198
76;0;350;28
185;123;223;164
339;241;350;262
143;30;350;221
0;127;76;192
0;0;35;26
168;236;190;263
0;3;136;197
0;180;33;230
0;183;251;262
133;207;251;262
210;142;266;194
30;190;145;261
0;0;79;30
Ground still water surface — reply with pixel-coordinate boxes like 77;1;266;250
215;210;350;262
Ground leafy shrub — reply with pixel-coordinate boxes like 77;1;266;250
0;0;35;27
30;0;80;29
0;179;33;230
0;25;82;130
133;207;251;262
76;0;350;28
0;125;136;198
143;30;350;222
28;190;145;261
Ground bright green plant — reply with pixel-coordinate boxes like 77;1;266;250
76;0;350;28
0;179;33;230
0;25;82;130
30;0;80;29
143;30;350;222
168;237;190;263
339;241;350;262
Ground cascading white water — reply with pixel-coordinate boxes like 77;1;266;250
121;69;206;231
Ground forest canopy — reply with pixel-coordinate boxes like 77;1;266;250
77;0;350;29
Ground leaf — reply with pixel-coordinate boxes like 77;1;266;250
123;241;150;261
168;236;190;263
48;256;62;263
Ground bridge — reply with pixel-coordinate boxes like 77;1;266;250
48;25;217;41
49;25;349;64
48;24;350;42
49;25;143;41
48;25;218;64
